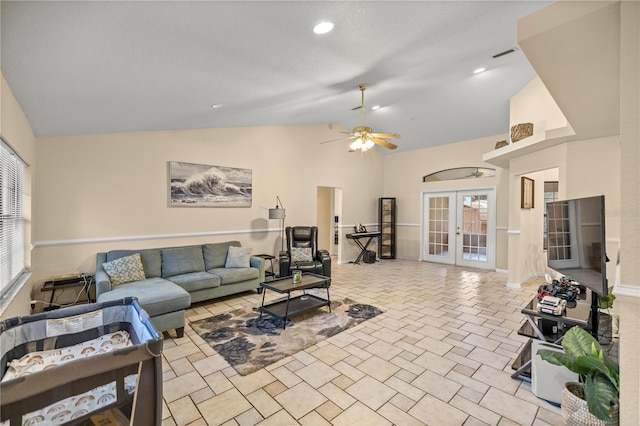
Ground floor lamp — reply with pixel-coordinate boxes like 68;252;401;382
269;196;286;254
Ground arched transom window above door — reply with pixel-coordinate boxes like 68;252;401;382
423;167;496;182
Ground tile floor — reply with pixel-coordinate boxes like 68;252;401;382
159;260;565;426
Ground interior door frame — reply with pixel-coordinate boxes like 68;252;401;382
420;187;496;270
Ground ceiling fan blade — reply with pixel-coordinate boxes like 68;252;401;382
319;135;357;144
371;132;400;139
372;137;398;150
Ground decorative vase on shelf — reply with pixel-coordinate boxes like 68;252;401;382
562;382;619;426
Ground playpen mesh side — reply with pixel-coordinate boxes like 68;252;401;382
0;298;163;426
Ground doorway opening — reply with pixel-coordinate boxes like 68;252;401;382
317;186;342;263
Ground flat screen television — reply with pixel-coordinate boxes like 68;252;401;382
546;195;607;336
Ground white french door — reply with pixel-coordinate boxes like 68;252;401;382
421;189;496;269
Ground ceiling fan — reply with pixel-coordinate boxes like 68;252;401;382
321;83;399;152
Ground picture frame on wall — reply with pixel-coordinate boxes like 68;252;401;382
521;176;535;209
169;161;252;207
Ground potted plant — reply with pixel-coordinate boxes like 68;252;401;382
599;288;616;310
537;326;619;425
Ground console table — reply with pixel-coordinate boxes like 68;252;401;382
511;291;593;380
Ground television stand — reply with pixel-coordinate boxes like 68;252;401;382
511;290;594;381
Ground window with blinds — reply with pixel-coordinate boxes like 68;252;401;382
1;137;27;301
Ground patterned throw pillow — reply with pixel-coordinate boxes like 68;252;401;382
225;246;253;268
291;247;313;263
102;253;146;285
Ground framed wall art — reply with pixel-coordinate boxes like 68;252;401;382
521;176;534;209
169;161;252;207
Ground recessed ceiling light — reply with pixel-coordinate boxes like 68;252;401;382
473;67;486;74
313;22;334;34
371;105;381;111
210;104;224;109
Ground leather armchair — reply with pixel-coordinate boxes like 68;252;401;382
278;226;332;277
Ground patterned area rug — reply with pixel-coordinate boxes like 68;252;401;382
190;297;383;376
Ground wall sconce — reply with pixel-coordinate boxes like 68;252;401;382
268;196;286;253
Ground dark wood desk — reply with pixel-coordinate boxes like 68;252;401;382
346;231;381;264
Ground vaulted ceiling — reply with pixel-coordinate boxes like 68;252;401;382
1;1;553;153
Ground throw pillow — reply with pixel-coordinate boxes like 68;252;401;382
291;247;313;263
102;253;146;286
225;246;252;268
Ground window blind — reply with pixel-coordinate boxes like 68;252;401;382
0;137;27;298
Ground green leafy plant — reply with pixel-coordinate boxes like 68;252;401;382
537;326;619;421
599;288;616;310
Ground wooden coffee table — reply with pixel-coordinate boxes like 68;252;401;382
259;273;331;329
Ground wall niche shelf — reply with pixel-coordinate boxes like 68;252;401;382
482;125;576;168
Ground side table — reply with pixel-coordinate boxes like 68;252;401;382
41;273;94;310
255;254;277;280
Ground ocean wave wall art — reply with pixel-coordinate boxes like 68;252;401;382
169;161;252;207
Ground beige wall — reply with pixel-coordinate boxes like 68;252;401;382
25;124;385;309
510;75;569;135
617;1;640;424
0;73;36;318
506;136;620;287
382;134;508;266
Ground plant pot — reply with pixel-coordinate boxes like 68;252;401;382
562;382;619;426
598;312;613;345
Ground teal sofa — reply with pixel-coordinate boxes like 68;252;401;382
95;241;265;337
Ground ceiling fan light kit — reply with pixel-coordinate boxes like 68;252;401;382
321;83;400;152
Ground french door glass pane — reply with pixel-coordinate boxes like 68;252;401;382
428;197;449;256
461;195;488;262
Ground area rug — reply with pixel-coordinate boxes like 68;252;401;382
189;297;383;376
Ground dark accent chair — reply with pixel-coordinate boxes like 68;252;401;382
278;226;332;277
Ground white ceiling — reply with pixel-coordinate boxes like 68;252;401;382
1;1;553;154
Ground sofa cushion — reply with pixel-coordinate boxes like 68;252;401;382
102;253;146;285
291;247;313;263
208;267;259;285
203;241;240;270
161;246;205;277
225;246;252;268
167;271;221;293
107;249;162;278
97;278;191;316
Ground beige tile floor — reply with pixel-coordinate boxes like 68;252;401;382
159;259;566;426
